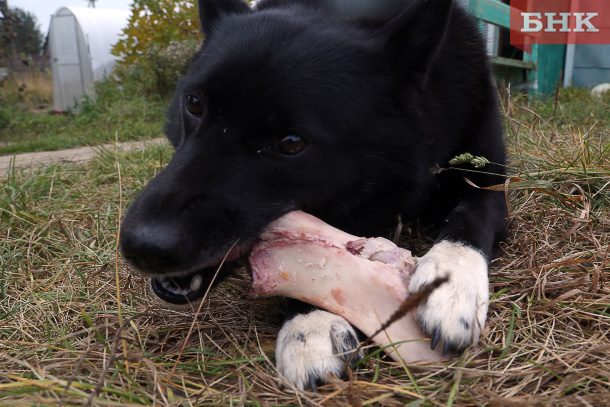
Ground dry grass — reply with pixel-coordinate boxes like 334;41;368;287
0;89;609;406
0;69;53;108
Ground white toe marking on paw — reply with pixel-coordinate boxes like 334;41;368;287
408;240;489;350
275;310;361;390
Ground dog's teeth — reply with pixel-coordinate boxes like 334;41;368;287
158;277;193;296
190;275;203;291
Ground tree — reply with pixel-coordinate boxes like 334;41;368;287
112;0;200;68
111;0;201;97
0;5;44;58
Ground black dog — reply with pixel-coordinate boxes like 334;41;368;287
120;0;507;390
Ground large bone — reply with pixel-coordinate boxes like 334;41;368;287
249;211;443;363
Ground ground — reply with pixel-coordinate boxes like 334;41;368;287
0;87;608;406
0;139;166;177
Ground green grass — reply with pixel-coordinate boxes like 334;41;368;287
0;72;167;155
503;87;610;213
0;87;609;406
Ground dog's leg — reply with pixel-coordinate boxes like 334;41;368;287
408;190;507;355
408;240;488;355
275;302;362;391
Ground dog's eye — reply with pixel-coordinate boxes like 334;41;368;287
185;95;204;116
274;135;308;155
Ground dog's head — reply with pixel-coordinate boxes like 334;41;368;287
119;0;455;305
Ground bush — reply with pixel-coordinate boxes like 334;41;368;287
112;37;199;98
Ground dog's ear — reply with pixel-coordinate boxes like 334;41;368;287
383;0;454;90
198;0;250;35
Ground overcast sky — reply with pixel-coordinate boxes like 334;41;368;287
10;0;132;35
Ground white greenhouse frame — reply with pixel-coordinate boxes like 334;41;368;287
48;7;129;111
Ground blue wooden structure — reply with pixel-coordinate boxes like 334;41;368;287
468;0;566;96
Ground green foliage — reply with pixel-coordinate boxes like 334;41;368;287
449;153;490;168
112;0;200;67
111;0;201;97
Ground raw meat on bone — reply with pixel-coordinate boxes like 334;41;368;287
249;211;443;363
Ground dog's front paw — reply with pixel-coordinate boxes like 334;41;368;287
275;310;362;391
408;240;489;355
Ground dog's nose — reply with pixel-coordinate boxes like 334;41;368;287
119;224;187;274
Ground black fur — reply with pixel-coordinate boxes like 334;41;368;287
120;0;508;383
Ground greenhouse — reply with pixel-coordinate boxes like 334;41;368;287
48;7;129;111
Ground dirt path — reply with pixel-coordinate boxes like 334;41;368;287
0;138;167;179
